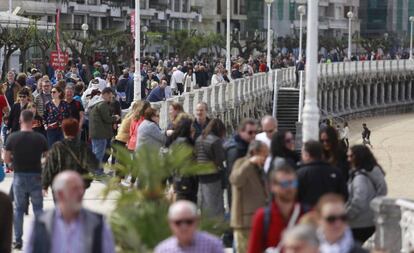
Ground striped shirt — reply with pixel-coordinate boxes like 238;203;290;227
155;231;224;253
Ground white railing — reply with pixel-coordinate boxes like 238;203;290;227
152;59;414;129
318;59;414;77
396;199;414;253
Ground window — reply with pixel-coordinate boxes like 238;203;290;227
174;0;180;12
217;22;221;33
277;0;284;20
182;0;189;12
217;0;221;14
234;0;239;14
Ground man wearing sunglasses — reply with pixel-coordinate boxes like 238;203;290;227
297;141;348;208
316;194;368;253
248;164;302;253
155;200;224;253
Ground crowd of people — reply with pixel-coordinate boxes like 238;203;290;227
0;55;389;253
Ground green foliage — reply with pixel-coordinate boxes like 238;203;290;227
103;144;224;252
168;30;206;59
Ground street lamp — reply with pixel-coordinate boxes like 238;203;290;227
298;5;306;61
410;16;414;60
265;0;274;70
347;11;354;60
134;0;141;101
226;0;231;75
302;0;320;142
81;23;89;39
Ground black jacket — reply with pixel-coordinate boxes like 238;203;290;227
297;160;348;207
225;134;249;174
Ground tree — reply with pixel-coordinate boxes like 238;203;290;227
103;144;226;253
33;25;56;74
231;32;265;59
0;24;36;79
95;29;131;75
168;30;205;59
203;33;225;57
61;30;99;80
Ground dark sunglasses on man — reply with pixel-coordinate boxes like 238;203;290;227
324;214;347;224
173;218;196;227
272;179;298;189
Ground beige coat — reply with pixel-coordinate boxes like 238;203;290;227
230;157;268;229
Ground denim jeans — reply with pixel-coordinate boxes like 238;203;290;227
92;138;107;174
46;128;63;147
13;173;43;244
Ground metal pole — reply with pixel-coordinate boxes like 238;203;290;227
272;70;278;118
226;0;231;75
410;21;413;60
302;0;319;142
133;0;141;101
83;30;87;40
266;3;272;70
298;70;304;122
9;0;12;13
348;17;352;59
299;13;303;61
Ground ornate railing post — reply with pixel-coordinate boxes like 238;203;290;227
397;199;414;253
371;197;402;252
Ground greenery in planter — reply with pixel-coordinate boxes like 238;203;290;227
103;144;227;253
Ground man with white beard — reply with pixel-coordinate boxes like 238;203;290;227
25;171;116;253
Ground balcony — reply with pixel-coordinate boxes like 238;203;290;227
0;0;68;15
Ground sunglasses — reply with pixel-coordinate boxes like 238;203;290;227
285;138;294;143
19;95;27;98
324;214;347;224
273;179;298;189
173;219;195;227
51;90;58;94
320;138;330;144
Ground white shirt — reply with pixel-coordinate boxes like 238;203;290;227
211;74;223;86
170;70;184;90
183;72;196;92
88;77;107;91
342;126;349;139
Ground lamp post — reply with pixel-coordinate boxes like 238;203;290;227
347;11;354;60
298;5;306;62
302;0;319;142
265;0;274;70
134;0;141;101
81;23;89;39
226;0;231;75
410;16;414;60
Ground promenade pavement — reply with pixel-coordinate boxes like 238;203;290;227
2;112;414;251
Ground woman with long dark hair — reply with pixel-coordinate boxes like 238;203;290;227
320;126;350;180
168;116;198;203
346;145;387;243
269;131;300;171
195;118;226;218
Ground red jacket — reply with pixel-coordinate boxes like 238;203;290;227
247;201;303;253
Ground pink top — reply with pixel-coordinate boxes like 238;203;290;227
127;116;144;151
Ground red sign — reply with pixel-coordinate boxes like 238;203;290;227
131;10;135;39
50;51;69;70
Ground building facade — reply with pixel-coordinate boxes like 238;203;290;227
264;0;360;38
0;0;202;33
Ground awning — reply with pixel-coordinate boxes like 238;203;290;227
0;12;55;30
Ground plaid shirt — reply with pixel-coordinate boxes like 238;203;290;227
155;231;224;253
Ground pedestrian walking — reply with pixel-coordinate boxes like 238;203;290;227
248;164;303;253
297;141;348;208
346;145;387;243
43;118;98;193
342;122;350;149
195;118;227;218
43;86;70;147
230;140;269;253
362;123;373;148
89;87;120;175
4;110;48;249
25;171;116;253
155;200;225;253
